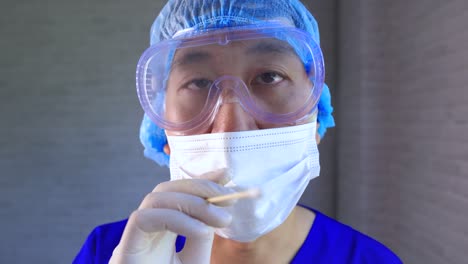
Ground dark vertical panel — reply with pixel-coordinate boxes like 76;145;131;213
299;0;338;218
336;0;365;225
337;0;468;263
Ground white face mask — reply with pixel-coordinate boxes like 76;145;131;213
166;122;320;242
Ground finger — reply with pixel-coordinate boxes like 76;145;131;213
139;192;232;227
115;208;215;260
115;210;180;256
110;231;178;263
181;168;231;185
153;179;236;206
178;231;215;264
132;208;214;238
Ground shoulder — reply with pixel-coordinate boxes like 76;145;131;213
89;218;129;240
294;206;403;264
73;219;128;264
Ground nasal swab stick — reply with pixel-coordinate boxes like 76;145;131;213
207;188;261;204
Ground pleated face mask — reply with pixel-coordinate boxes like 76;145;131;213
167;122;320;242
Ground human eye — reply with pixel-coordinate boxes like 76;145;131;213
185;78;213;90
253;72;285;85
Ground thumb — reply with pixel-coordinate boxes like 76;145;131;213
178;228;215;264
110;230;179;264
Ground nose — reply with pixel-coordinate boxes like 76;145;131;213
211;103;258;133
211;81;258;133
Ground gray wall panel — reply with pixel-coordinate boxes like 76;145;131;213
0;1;336;263
1;1;168;263
5;0;468;263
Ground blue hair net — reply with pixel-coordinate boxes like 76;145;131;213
140;0;335;167
317;83;335;138
140;114;169;166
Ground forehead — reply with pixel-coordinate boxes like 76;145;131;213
171;38;299;68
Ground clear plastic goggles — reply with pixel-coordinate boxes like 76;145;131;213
136;22;325;134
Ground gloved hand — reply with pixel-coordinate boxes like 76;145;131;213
109;178;234;264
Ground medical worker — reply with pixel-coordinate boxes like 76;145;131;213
74;0;402;263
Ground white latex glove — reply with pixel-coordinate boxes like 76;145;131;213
109;179;234;264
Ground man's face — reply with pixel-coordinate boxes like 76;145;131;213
164;38;316;136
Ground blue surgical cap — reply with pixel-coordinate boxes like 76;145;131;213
140;0;335;167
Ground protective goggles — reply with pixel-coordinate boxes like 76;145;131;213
136;22;325;134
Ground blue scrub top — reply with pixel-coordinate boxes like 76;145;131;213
74;207;402;263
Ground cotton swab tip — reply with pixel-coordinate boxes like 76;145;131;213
206;188;262;204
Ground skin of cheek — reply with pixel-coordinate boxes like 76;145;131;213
316;123;321;144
